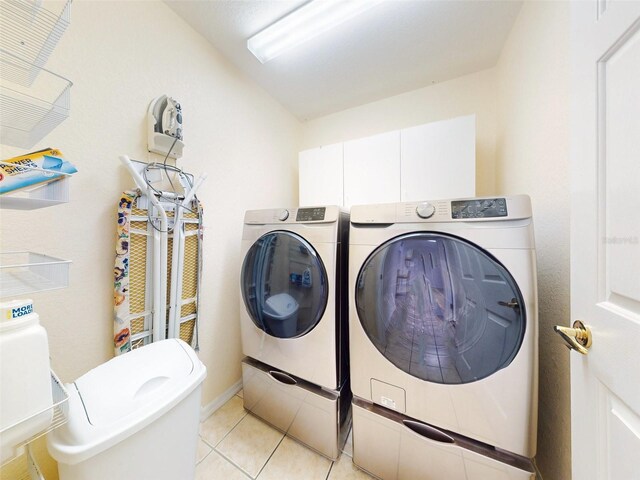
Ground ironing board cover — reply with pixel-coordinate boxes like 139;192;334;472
114;191;137;355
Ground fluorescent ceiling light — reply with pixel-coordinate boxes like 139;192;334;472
247;0;383;64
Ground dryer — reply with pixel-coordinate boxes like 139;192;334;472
239;206;350;460
348;196;538;465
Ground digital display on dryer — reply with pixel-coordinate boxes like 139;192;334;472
451;198;508;219
296;207;326;221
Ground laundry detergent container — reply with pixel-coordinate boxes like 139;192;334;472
48;339;206;480
264;293;299;337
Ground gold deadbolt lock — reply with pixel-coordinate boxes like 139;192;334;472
553;320;592;355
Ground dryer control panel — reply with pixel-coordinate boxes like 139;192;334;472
451;198;507;219
296;207;326;222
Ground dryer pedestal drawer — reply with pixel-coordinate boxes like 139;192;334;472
241;357;351;460
352;397;535;480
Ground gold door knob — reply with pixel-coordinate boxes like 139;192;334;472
553;320;592;355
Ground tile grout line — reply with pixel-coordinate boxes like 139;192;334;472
196;441;214;465
252;432;287;479
201;406;249;450
325;458;336;480
208;411;284;479
199;448;253;480
211;445;257;480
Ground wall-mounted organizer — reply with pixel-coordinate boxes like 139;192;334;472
0;49;72;149
0;155;74;209
0;3;73;477
0;174;70;209
0;0;72;80
0;0;73;149
0;252;71;298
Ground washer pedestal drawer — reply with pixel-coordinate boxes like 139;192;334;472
352;397;535;480
241;357;351;460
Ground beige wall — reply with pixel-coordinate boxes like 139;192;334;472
0;1;300;475
301;68;498;196
495;2;571;479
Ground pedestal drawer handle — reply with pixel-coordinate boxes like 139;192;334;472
268;370;297;385
402;420;455;444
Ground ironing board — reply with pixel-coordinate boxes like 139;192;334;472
113;190;203;355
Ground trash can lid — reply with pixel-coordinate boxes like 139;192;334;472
48;339;206;464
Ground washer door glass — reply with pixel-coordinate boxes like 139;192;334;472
241;231;329;339
355;233;526;384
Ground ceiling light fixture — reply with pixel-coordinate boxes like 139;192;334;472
247;0;383;64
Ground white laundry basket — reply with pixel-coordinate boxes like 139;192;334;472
47;339;206;480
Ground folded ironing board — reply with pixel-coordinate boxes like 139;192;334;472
113;189;203;355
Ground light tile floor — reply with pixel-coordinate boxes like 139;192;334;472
196;389;374;480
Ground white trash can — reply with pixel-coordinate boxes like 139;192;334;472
48;339;206;480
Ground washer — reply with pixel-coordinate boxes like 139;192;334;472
239;206;351;460
240;206;349;390
348;195;538;460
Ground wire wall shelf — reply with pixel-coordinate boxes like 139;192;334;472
0;371;69;476
0;49;72;149
0;158;72;209
0;0;72;86
0;446;45;480
0;251;71;298
0;175;70;209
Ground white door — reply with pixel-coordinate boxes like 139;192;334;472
400;115;476;202
563;2;640;479
343;130;400;207
298;143;343;207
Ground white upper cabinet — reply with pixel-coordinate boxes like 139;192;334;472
298;115;476;208
400;115;476;202
298;142;343;207
343;131;400;208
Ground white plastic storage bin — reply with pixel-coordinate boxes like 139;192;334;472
47;339;206;480
0;299;53;463
352;397;535;480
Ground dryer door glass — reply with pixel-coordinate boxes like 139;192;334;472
355;233;526;384
241;231;329;339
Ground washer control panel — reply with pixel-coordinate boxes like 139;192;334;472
296;207;326;222
451;198;507;219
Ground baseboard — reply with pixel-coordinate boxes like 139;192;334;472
200;379;243;421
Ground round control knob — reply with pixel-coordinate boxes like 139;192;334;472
416;202;436;219
278;209;289;221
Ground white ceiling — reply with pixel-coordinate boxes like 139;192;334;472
165;1;522;120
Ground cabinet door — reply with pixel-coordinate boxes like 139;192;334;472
298;143;343;207
343;131;401;208
401;115;476;202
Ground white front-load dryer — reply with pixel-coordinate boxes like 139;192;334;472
240;206;349;391
349;195;538;459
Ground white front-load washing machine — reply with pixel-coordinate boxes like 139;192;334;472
239;206;350;460
348;195;538;479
